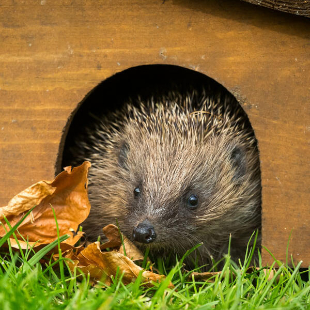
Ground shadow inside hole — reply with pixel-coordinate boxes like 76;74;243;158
57;64;257;174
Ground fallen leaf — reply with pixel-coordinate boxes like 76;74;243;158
188;271;222;282
66;228;173;288
65;243;111;286
0;162;172;288
0;162;91;248
119;236;145;262
101;224;144;261
101;224;122;249
188;267;278;283
0;182;56;219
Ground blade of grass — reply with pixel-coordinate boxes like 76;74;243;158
2;216;27;263
257;265;285;306
262;245;283;268
152;264;178;301
142;247;150;269
115;218;126;257
51;205;67;293
286;230;293;266
23;234;69;273
0;206;36;248
243;230;258;271
273;260;303;305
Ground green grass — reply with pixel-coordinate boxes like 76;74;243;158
0;221;309;309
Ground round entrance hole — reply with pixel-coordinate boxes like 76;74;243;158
57;64;261;264
57;64;259;172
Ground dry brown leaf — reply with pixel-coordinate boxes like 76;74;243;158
100;250;146;285
52;231;86;254
188;267;278;283
65;243;111;285
101;224;122;249
66;228;173;288
119;236;145;262
65;230;86;247
0;163;172;288
0;182;56;219
0;161;91;248
101;224;144;261
262;268;278;281
188;271;222;282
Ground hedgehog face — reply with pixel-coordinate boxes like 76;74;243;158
114;121;259;262
84;100;261;266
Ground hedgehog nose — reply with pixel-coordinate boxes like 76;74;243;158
132;220;156;244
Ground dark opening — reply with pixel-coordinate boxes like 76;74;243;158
57;64;256;173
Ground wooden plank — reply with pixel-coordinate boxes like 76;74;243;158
241;0;310;17
0;0;309;265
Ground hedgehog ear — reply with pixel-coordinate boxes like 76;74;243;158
118;142;130;170
230;145;247;181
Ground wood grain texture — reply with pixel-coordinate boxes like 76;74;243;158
0;0;309;265
241;0;310;17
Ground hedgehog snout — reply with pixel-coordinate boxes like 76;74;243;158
132;220;157;244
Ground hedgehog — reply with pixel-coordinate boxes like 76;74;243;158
74;90;261;267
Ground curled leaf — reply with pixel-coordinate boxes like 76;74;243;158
66;226;173;288
0;162;91;248
101;224;144;261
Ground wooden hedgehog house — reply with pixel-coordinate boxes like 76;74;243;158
0;0;309;266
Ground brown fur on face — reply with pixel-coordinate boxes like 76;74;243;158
81;92;261;267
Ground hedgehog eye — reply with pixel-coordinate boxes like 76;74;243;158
187;194;198;209
134;187;141;198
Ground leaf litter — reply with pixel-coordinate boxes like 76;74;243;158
0;162;173;288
